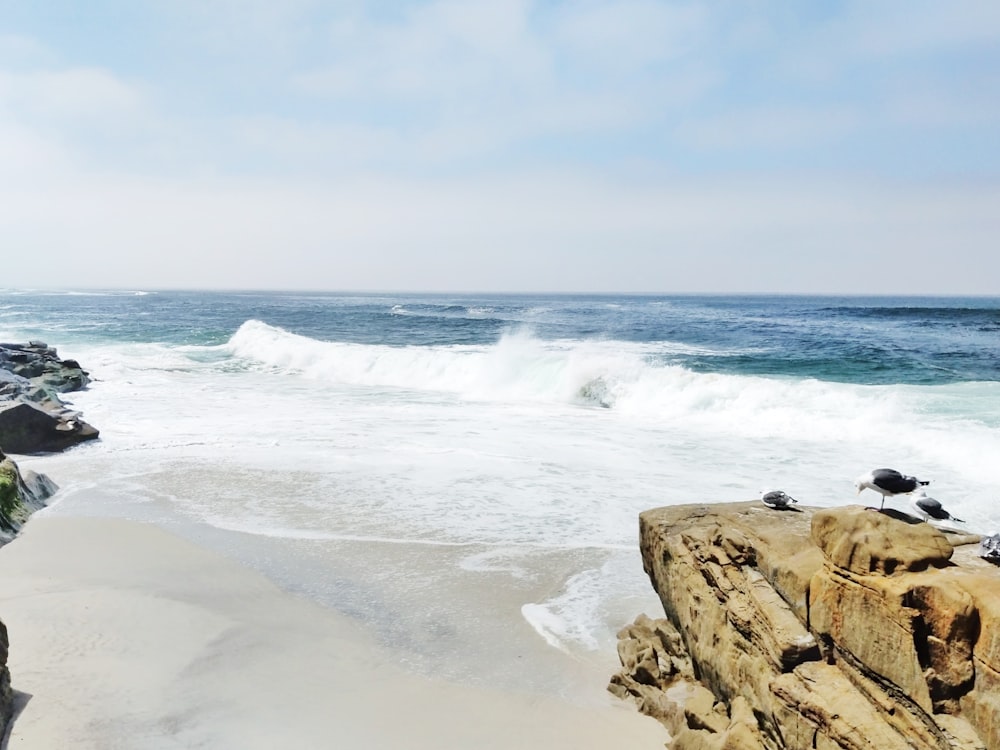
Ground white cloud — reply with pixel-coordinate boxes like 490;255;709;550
0;120;73;176
289;0;717;159
156;0;323;57
2;168;997;294
230;116;405;168
676;106;861;150
0;33;52;66
0;2;997;296
229;82;654;172
0;67;143;120
772;1;1000;84
549;0;710;71
881;82;1000;129
841;0;1000;60
295;0;548;101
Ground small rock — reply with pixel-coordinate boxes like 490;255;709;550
980;533;1000;564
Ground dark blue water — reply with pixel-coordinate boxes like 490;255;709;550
2;290;998;385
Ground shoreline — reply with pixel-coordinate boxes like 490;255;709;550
0;514;666;749
20;468;665;700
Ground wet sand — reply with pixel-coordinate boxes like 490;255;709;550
0;516;665;749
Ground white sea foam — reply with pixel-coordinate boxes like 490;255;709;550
224;320;728;405
20;315;1000;670
522;568;605;652
30;322;989;537
222;321;1000;461
521;554;657;653
0;289;153;297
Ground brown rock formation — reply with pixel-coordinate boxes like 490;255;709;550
610;502;1000;749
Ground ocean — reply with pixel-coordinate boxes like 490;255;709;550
3;290;1000;699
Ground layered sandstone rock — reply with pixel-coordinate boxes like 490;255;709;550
610;502;1000;749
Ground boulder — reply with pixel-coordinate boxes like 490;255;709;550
0;401;99;454
0;342;98;454
811;506;953;574
0;341;90;393
0;449;58;543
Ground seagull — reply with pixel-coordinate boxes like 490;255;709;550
907;491;966;531
760;489;798;510
854;468;930;511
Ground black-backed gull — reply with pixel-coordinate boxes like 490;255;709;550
760;489;798;510
907;491;967;532
854;468;929;511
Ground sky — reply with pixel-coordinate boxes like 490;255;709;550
1;0;999;294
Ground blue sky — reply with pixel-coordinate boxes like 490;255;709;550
2;1;998;293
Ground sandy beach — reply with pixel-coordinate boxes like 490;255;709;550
0;515;666;749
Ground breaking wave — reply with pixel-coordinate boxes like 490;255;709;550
222;320;1000;451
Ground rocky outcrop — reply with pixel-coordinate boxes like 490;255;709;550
0;448;57;738
0;341;81;739
0;341;98;454
610;502;1000;749
0;340;79;531
0;449;58;544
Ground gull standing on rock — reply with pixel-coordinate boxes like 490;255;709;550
854;468;930;511
906;491;968;533
908;491;963;523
